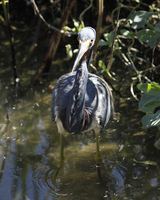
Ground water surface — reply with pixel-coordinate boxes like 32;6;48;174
0;46;160;200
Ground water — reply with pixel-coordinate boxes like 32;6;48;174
1;48;160;200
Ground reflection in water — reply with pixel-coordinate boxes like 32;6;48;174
0;69;160;199
32;163;65;198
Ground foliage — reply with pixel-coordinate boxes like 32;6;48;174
64;19;84;33
96;3;160;143
1;2;160;198
2;0;8;23
138;82;160;149
1;0;160;140
137;82;160;129
129;10;160;48
98;59;116;80
130;10;155;29
97;6;160;91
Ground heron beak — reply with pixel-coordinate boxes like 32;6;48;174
71;40;91;73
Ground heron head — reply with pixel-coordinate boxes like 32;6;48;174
72;27;96;73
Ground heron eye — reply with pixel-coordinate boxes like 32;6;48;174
77;37;80;41
90;39;94;46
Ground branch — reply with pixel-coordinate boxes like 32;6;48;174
2;0;19;86
79;3;92;26
94;0;103;53
28;0;75;87
152;35;160;67
30;0;76;36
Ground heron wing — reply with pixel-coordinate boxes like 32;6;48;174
51;73;75;122
51;72;113;132
86;73;113;128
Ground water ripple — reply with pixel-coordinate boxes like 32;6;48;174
32;163;67;199
103;163;128;198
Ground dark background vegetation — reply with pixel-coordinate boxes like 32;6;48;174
1;0;160;142
1;1;160;199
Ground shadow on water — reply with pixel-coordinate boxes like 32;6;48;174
0;58;160;199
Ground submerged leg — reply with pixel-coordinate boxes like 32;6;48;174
94;132;101;164
56;118;65;166
59;133;64;166
52;133;64;179
94;130;102;182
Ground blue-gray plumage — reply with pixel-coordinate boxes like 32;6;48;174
51;27;113;136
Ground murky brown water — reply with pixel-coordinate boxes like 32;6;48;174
0;41;160;200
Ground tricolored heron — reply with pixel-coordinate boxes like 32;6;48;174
51;27;113;163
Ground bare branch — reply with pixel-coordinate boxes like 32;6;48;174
30;0;76;36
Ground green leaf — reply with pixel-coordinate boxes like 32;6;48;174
99;39;108;46
138;82;160;112
155;21;160;33
156;131;160;140
104;31;116;47
73;49;78;54
2;0;8;24
98;60;106;71
154;137;160;150
142;110;160;128
120;29;130;37
103;33;109;41
106;58;116;80
136;29;160;48
145;20;155;30
137;82;160;95
139;94;160;112
120;29;135;39
130;10;155;29
133;159;157;166
98;59;116;80
65;44;73;60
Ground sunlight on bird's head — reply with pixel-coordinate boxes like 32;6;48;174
78;27;96;43
71;27;96;73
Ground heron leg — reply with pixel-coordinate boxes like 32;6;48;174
59;134;64;166
95;133;101;164
94;130;102;182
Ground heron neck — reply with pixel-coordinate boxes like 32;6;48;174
66;52;90;133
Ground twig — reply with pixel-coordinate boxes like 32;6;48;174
108;1;140;71
30;0;76;36
142;64;160;72
94;0;103;53
127;53;141;83
30;0;63;32
46;0;76;60
129;53;150;64
28;0;75;87
0;0;9;4
79;3;92;26
151;35;160;67
30;11;43;53
2;0;19;86
108;4;121;70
